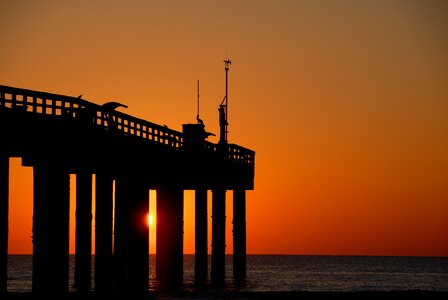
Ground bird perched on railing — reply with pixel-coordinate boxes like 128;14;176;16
197;115;204;125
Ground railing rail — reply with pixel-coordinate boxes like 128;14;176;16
0;84;254;165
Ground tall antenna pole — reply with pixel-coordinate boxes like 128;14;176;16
219;59;231;145
224;59;231;141
196;80;205;126
197;80;200;120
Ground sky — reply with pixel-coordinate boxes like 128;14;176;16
1;0;447;256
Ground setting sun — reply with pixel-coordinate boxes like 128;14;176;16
147;213;153;227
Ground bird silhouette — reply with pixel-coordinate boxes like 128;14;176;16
197;115;204;125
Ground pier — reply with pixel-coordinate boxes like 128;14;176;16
0;79;254;294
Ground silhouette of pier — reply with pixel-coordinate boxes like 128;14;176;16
0;83;254;295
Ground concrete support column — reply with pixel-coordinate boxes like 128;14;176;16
194;189;208;283
113;176;149;292
113;177;128;290
127;179;149;292
94;173;113;292
156;185;183;288
211;189;226;286
0;155;9;294
74;172;92;292
233;189;246;282
32;162;70;294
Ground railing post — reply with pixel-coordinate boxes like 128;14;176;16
0;92;5;108
11;94;16;108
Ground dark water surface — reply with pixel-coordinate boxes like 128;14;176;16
7;255;448;293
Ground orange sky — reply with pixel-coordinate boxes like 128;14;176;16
1;0;447;256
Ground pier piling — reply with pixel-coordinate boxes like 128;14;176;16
94;173;114;292
211;189;226;286
0;155;9;294
156;185;184;288
74;171;93;292
32;162;70;294
233;189;246;282
194;189;208;283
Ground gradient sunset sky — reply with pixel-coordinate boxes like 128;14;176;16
1;0;447;256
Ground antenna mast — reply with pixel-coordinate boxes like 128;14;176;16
195;80;206;126
197;80;200;121
219;59;231;144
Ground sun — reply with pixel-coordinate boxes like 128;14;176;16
147;213;153;227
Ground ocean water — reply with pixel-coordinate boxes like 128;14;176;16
6;255;448;293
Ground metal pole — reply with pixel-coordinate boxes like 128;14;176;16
224;60;231;142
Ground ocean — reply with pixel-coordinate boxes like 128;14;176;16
6;255;448;293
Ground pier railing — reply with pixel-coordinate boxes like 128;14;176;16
0;85;254;166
